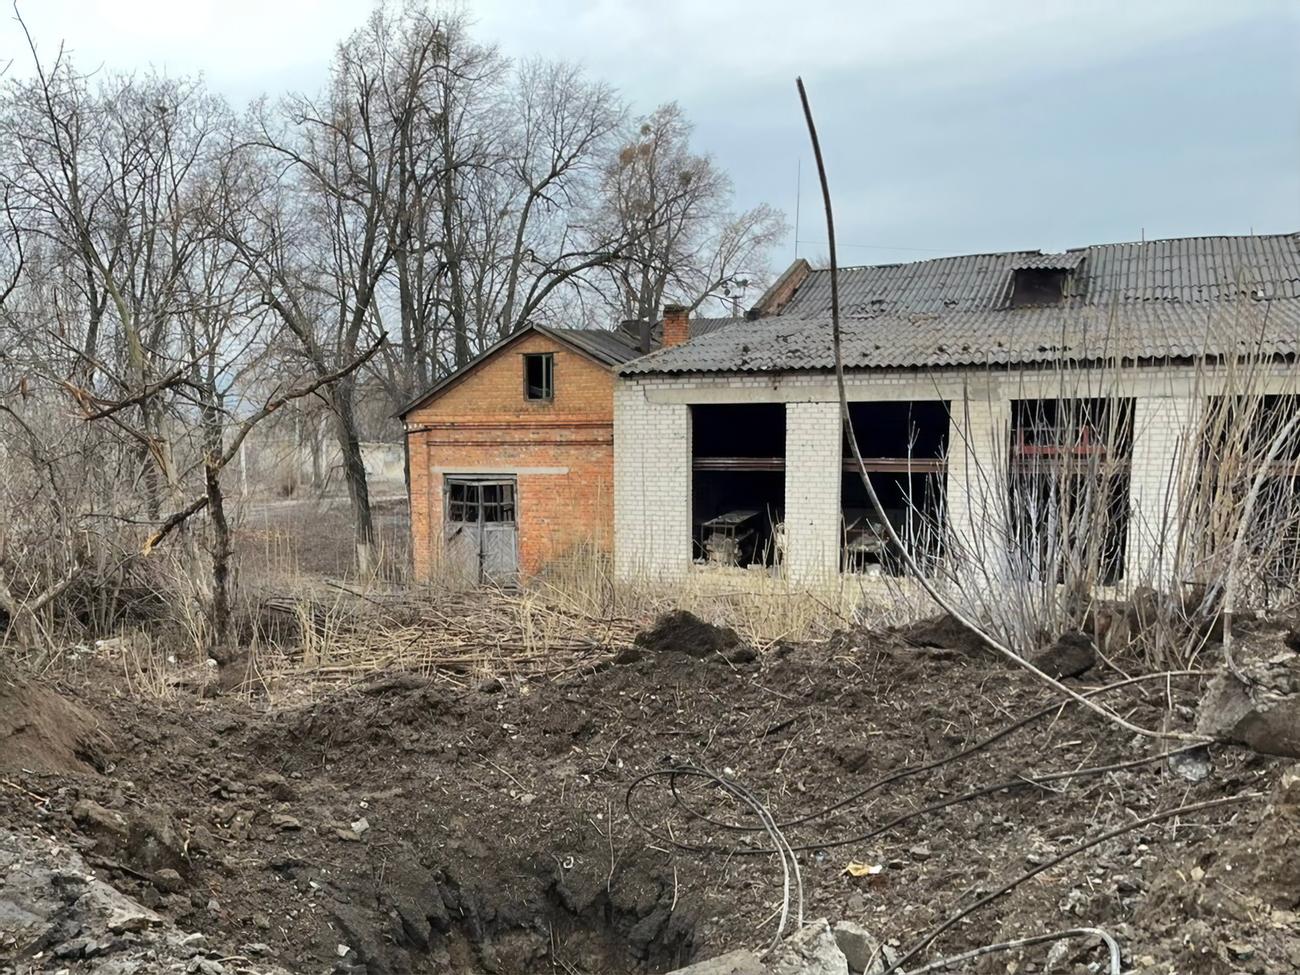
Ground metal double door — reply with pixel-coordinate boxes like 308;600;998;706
444;477;518;585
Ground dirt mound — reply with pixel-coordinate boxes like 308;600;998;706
629;610;753;663
893;613;989;655
0;631;1292;974
0;671;110;774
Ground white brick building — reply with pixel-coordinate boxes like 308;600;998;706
614;235;1300;590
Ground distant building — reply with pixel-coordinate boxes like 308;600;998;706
398;316;741;583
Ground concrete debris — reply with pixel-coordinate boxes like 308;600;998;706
1;827;293;974
107;903;162;932
72;797;129;841
831;921;886;974
350;816;370;834
769;918;850;975
1167;746;1212;783
667;948;767;974
1197;627;1300;757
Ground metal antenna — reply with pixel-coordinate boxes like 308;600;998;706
793;157;801;260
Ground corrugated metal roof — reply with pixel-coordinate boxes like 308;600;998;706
552;327;643;365
621;233;1300;375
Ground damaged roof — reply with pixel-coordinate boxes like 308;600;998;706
621;233;1300;375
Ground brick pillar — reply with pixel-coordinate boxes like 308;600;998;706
945;393;1010;579
662;304;690;348
1126;394;1199;587
614;383;692;579
783;401;842;583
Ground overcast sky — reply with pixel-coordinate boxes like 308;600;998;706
4;0;1298;269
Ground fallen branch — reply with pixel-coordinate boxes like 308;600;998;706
903;926;1122;975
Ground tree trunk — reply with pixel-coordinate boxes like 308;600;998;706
205;459;232;654
332;379;376;572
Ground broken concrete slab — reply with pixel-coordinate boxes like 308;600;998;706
770;918;850;975
667;947;768;974
1;828;292;974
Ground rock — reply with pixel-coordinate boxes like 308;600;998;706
126;812;187;873
253;912;271;930
350;817;369;834
210;714;242;734
253;772;297;802
1198;632;1300;757
908;844;932;861
1031;632;1096;679
270;814;302;831
1227;941;1255;960
334;828;362;843
153;868;185;894
1168;746;1212;783
832;920;885;974
770;918;850;975
72;799;128;843
107;905;162;933
666;948;767;974
188;824;219;854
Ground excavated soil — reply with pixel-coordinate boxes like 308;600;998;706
2;618;1299;974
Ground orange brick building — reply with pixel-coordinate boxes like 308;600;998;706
399;324;652;583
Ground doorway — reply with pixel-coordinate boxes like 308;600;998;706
444;477;518;585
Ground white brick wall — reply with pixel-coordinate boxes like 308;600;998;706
945;390;1011;573
1126;394;1201;584
613;362;1298;588
614;383;692;578
784;402;842;582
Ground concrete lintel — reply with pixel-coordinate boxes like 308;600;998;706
432;466;569;475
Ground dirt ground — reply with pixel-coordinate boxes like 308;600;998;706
3;616;1299;975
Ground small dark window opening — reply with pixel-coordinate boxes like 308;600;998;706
479;482;516;524
1009;268;1068;308
447;480;516;525
524;353;554;401
447;481;479;523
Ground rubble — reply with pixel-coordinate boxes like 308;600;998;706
1197;624;1300;757
769;919;850;975
0;828;290;974
668;948;766;974
831;921;885;974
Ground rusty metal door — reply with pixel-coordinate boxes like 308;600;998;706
444;477;518;586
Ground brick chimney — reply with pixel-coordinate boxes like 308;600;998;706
662;304;689;347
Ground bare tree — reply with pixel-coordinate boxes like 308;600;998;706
596;102;786;321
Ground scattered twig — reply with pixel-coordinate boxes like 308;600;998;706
881;792;1258;974
903;926;1123;975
